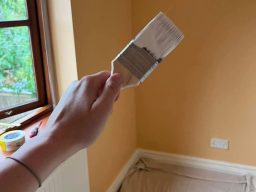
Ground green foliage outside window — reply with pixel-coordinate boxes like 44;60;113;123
0;0;37;96
0;0;27;21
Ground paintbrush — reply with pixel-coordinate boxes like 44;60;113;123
112;12;184;88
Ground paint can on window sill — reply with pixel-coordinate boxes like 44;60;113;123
0;130;25;152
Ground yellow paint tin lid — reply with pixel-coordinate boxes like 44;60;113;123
0;130;25;152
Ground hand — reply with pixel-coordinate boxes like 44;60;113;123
0;71;122;192
45;71;122;152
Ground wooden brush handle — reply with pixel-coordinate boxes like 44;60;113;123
111;60;140;89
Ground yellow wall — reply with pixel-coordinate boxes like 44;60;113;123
133;0;256;166
71;1;136;192
47;0;78;95
49;0;256;191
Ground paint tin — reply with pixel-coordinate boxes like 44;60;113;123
0;130;25;152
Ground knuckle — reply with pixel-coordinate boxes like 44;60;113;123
81;76;94;87
93;71;110;79
81;75;93;82
95;70;109;76
106;79;118;93
100;70;110;75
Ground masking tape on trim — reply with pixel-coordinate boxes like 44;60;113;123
0;130;25;152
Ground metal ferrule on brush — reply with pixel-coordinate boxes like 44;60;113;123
115;41;161;83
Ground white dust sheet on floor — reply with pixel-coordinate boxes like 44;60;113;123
119;158;254;192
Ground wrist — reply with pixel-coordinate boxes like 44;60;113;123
44;122;80;157
12;130;72;182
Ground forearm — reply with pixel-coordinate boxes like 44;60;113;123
0;129;72;192
0;157;38;192
0;72;122;192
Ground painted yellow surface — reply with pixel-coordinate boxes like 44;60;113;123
47;0;78;96
71;1;136;192
133;0;256;165
49;0;256;191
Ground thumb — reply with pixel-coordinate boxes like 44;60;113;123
92;73;122;111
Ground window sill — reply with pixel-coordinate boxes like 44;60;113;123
0;111;50;160
14;105;52;128
0;105;52;133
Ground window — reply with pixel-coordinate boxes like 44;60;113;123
0;0;51;120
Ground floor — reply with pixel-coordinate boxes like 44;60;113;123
119;158;254;192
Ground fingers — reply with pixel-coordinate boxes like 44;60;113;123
81;71;110;93
82;71;110;84
92;73;122;113
79;71;110;104
100;73;122;104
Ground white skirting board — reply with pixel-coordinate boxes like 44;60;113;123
106;150;141;192
107;148;256;192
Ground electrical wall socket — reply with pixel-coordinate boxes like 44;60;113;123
210;138;229;150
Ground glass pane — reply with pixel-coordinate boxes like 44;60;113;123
0;26;38;111
0;0;28;21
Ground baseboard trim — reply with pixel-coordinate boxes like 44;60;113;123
107;148;256;192
106;150;140;192
139;149;256;175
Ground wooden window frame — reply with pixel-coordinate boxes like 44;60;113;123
0;0;53;120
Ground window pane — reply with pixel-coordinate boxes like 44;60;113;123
0;0;28;21
0;26;38;111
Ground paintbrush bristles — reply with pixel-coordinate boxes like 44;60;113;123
116;43;158;80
